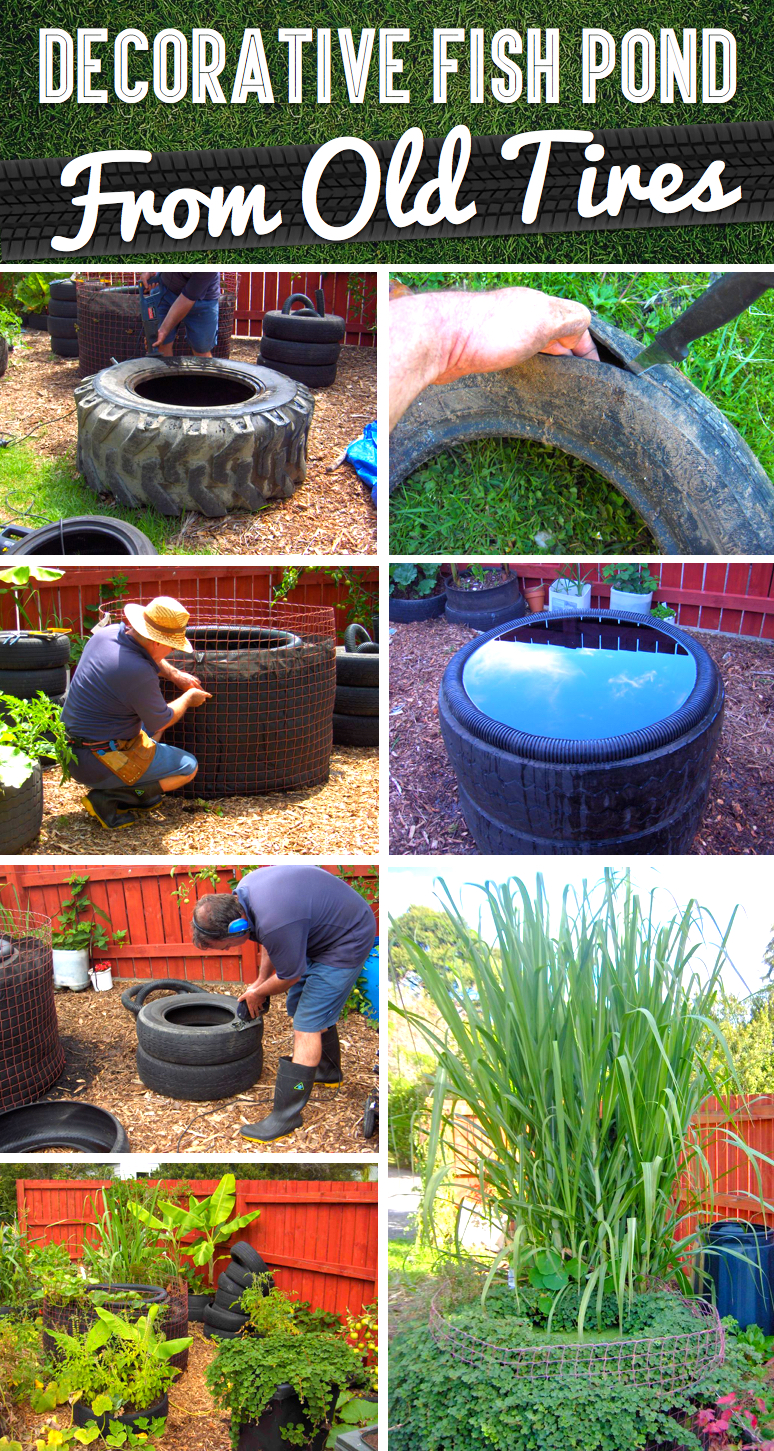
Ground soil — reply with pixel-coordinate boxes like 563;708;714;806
0;332;377;555
389;618;774;855
40;982;379;1155
363;1432;378;1448
24;745;379;855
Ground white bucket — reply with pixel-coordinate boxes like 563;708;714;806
89;964;113;992
53;948;90;991
608;587;653;617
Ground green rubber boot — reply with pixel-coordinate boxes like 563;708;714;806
315;1025;342;1087
239;1058;316;1144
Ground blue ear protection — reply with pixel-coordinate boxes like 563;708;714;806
228;919;250;935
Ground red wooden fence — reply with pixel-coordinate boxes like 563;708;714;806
16;1179;378;1319
0;864;378;984
0;564;379;640
510;560;774;641
78;272;376;346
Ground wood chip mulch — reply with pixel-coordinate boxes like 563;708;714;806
0;332;377;555
42;982;379;1155
389;618;774;856
21;746;378;856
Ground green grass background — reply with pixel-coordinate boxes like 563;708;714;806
389;270;774;555
2;0;773;263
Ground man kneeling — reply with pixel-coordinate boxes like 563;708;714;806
61;596;211;829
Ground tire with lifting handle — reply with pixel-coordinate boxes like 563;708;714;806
259;291;344;388
121;978;209;1016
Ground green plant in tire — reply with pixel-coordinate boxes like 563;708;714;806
392;870;771;1332
43;1303;191;1415
0;565;64;632
128;1172;261;1289
389;563;440;597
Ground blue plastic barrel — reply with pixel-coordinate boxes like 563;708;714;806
359;939;379;1023
706;1220;774;1332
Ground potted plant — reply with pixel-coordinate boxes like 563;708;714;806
548;564;593;615
652;601;678;625
521;580;545;614
13;273;51;330
0;692;74;853
52;874;127;991
47;1302;190;1434
603;563;660;616
445;565;525;632
128;1172;262;1307
388;564;446;623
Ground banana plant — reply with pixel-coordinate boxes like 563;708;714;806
128;1173;260;1287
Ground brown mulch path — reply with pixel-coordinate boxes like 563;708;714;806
43;982;379;1155
0;331;377;555
21;746;378;855
389;618;774;855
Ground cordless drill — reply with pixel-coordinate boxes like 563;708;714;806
138;279;162;354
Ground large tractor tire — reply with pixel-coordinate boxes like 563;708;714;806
75;357;315;518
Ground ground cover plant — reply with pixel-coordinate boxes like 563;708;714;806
389;272;774;555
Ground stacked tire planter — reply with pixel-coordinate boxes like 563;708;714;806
0;629;69;848
259;292;345;388
0;910;65;1110
129;980;264;1100
47;278;78;358
204;1239;274;1341
445;572;527;631
43;1283;168;1363
334;623;378;747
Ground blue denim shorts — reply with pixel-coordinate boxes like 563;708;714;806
157;284;219;354
285;958;365;1033
71;741;197;788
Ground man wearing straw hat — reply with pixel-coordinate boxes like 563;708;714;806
61;596;211;830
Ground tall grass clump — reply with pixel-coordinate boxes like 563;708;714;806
392;871;772;1332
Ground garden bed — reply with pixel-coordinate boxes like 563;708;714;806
0;333;376;555
22;745;378;855
389;618;774;855
39;981;379;1154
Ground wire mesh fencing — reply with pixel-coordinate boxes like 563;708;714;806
0;906;63;1111
76;278;236;377
99;597;337;799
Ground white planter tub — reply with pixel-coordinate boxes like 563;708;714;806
608;587;653;616
548;582;592;614
52;948;90;991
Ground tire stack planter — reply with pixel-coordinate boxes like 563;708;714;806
0;910;64;1109
334;623;378;748
135;993;264;1101
76;278;236;377
75;358;315;517
47;278;78;359
204;1239;274;1341
237;1384;339;1451
259;292;345;388
0;629;70;812
445;573;526;632
1;518;157;556
43;1283;167;1362
73;1394;169;1436
388;591;446;623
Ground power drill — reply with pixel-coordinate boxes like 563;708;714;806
233;996;270;1030
138;280;162;354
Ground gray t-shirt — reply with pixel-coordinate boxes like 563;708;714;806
236;866;376;981
61;624;173;740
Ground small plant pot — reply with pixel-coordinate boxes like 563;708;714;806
89;963;113;992
548;582;592;615
608;586;653;616
187;1293;214;1322
52;947;90;991
445;575;526;632
523;584;545;614
237;1382;339;1451
335;1428;378;1451
73;1392;169;1436
389;592;446;623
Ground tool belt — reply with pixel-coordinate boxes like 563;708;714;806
67;730;157;786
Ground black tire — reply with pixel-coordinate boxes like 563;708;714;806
363;1103;377;1139
121;978;209;1017
136;993;264;1066
0;764;43;852
187;1294;212;1322
7;516;157;557
0;632;70;670
221;1260;256;1292
390;317;774;556
0;666;67;698
0;337;8;378
258;336;341;366
258;354;338;388
203;1303;249;1331
75;357;315;518
136;1043;264;1101
49;280;77;301
445;577;526;633
344;623;372;652
217;1269;249;1298
0;1101;130;1153
335;685;379;717
213;1285;245;1312
47;316;77;339
229;1241;272;1278
22;313;48;331
50;337;79;358
336;647;378;688
332;713;379;747
389;594;446;623
357;642;379;654
48;299;78;318
203;1323;242;1340
262;303;345;345
74;1394;168;1435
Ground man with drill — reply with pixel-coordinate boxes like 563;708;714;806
190;865;377;1143
61;596;211;830
139;272;221;357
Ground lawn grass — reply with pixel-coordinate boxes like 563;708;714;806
0;444;209;553
390;270;774;555
4;0;774;264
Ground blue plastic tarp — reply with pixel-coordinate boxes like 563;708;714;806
346;421;377;506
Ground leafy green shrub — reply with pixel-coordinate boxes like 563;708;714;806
389;563;441;598
206;1331;365;1449
388;1075;429;1170
46;1303;191;1414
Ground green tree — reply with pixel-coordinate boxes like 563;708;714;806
389;905;475;988
708;985;774;1093
0;1163;113;1222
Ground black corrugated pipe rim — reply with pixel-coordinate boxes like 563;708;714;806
441;609;723;765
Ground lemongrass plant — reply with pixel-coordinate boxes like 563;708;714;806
392;870;772;1333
